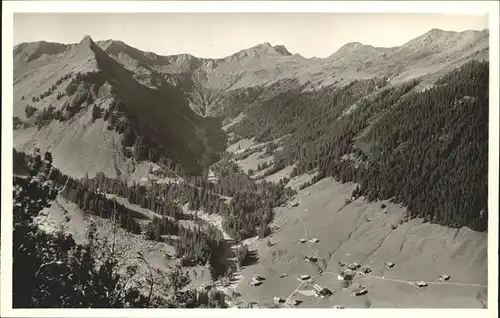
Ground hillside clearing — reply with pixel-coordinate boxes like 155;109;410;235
234;178;487;308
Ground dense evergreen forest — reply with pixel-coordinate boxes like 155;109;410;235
27;150;294;241
350;61;489;231
13;149;230;279
13;146;293;280
229;61;488;231
12;150;227;308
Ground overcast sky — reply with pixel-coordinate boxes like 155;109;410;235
14;12;488;58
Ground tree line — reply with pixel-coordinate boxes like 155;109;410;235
228;61;488;232
13;150;227;308
59;156;294;241
13;149;231;279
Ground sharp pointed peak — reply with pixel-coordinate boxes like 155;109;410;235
77;35;97;50
79;35;94;43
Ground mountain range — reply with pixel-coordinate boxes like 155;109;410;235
13;28;489;180
11;27;490;308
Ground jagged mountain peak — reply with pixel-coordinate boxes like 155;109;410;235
273;44;292;56
94;39;203;74
79;34;94;44
73;35;100;53
252;42;292;56
228;42;293;61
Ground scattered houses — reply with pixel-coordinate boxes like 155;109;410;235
309;238;320;243
313;284;323;293
338;270;355;281
313;284;333;298
280;273;288;278
412;281;428;288
347;263;361;270
291;202;300;207
439;274;450;282
304;256;318;263
299;275;311;281
250;275;265;286
332;305;345;309
288;299;301;306
273;297;284;304
299;238;307;243
351;286;368;296
385;262;395;269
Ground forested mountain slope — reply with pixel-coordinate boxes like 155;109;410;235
11;27;490;309
229;60;488;231
13;35;226;178
13;29;489;232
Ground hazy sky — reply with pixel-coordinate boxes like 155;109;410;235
14;13;488;58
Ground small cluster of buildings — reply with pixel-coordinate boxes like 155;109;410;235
250;274;265;287
385;262;395;269
346;262;362;271
313;284;333;298
272;297;301;307
337;262;371;280
411;281;428;288
304;255;318;263
242;209;456;308
338;270;355;281
273;296;284;304
298;238;319;244
351;285;368;296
